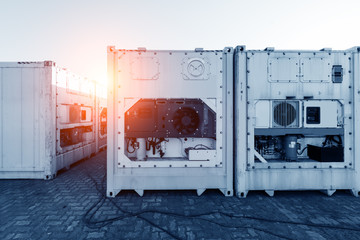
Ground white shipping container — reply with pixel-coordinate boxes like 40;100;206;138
235;46;360;197
0;61;98;179
107;47;234;197
96;83;107;151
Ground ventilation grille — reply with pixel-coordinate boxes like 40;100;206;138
272;101;298;127
173;107;200;134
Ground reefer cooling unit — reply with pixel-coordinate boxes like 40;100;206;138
96;83;107;151
0;62;98;179
107;47;233;197
235;47;360;197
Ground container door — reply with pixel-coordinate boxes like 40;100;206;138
0;67;43;172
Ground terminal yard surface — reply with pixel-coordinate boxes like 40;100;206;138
1;151;360;240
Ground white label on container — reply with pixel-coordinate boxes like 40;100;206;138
289;141;296;148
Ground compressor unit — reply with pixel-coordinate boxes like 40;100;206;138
235;46;360;197
107;47;233;197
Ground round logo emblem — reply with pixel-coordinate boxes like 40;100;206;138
187;60;205;77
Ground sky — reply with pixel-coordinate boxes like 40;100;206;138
0;0;359;84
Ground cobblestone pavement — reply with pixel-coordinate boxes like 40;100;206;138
1;151;360;240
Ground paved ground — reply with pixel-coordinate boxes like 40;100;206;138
1;151;360;240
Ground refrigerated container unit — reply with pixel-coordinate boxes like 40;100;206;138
107;46;234;197
0;61;98;179
235;46;360;197
96;83;107;151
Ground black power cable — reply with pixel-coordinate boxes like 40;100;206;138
83;173;292;239
297;146;308;155
83;173;182;239
82;157;360;240
85;176;291;240
126;138;136;153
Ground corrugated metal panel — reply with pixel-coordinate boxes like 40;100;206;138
0;62;101;179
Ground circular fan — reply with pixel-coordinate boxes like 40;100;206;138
173;108;200;135
273;102;296;127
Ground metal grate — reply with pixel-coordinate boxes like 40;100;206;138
273;102;297;127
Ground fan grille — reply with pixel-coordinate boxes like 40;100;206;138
173;108;200;135
273;102;297;127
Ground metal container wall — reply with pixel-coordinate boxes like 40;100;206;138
235;46;360;197
107;47;234;197
97;83;107;151
0;61;98;179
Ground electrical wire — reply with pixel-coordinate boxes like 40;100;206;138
185;143;213;156
83;174;292;240
83;172;182;239
193;144;212;150
322;135;343;148
330;135;342;146
82;158;360;240
126;138;136;153
297;146;308;155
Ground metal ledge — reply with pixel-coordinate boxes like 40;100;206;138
254;128;344;136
